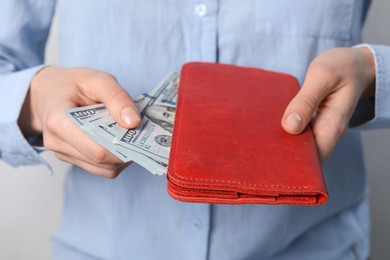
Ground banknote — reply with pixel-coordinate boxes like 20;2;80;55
85;113;169;175
100;73;178;159
65;72;179;175
65;104;132;162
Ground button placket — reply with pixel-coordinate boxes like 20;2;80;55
188;0;219;62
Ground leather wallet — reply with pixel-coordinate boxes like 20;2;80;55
167;62;328;205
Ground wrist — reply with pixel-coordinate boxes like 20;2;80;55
18;66;52;136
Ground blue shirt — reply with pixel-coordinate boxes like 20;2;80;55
1;0;390;259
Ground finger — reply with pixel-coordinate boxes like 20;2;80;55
281;66;338;134
76;69;141;128
311;103;348;163
44;109;124;165
47;137;125;171
55;152;129;178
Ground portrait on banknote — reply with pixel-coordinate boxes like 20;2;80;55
145;105;176;133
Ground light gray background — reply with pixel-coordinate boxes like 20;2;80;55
0;2;389;259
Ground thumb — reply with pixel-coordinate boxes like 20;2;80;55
281;75;328;135
106;89;141;129
79;72;141;128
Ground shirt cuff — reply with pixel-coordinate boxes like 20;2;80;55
352;44;390;130
0;65;49;167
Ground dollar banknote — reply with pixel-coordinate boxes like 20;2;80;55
65;72;179;175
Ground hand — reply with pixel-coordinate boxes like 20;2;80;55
18;66;141;178
281;47;376;163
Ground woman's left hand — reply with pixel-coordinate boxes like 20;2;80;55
281;47;376;163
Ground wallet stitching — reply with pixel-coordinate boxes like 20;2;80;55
171;63;311;190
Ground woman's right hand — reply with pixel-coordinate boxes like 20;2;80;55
18;66;141;178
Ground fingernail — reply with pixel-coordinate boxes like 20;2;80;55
285;112;303;133
121;107;140;126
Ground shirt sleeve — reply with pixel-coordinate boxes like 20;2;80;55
351;44;390;130
0;0;56;167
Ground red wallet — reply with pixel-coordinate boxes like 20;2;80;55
167;62;328;205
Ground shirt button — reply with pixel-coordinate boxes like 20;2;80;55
193;219;203;230
194;4;207;17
